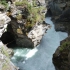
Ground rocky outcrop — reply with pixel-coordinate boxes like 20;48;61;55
6;16;50;48
52;0;70;70
0;42;18;70
53;8;70;33
0;12;18;70
53;36;70;70
0;0;48;70
0;0;48;49
28;22;50;47
46;0;70;17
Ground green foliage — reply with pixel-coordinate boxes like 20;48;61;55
15;0;45;22
15;0;45;31
33;0;37;7
2;47;9;58
2;63;9;70
15;0;28;6
60;41;70;51
0;0;8;7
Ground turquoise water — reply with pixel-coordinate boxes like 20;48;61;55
11;17;68;70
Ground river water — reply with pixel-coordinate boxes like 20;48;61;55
11;17;68;70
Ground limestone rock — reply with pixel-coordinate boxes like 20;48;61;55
0;4;5;11
0;13;11;24
28;22;50;47
0;42;18;70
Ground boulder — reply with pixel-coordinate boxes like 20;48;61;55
53;36;70;70
28;22;50;47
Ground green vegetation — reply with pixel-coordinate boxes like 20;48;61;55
1;46;11;70
33;0;37;7
27;6;45;23
1;46;9;58
59;41;70;51
15;0;28;6
0;0;8;8
2;63;9;70
15;0;46;32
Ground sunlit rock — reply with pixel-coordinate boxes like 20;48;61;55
0;42;18;70
0;13;11;24
28;23;51;47
0;13;11;37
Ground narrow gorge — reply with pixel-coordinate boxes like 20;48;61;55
11;17;68;70
0;0;70;70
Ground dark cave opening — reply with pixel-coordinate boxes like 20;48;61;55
0;31;16;48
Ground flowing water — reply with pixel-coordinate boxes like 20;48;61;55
11;17;68;70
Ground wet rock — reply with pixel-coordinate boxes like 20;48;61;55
54;23;66;32
54;8;70;34
16;36;34;48
47;1;62;16
52;1;70;70
53;37;70;70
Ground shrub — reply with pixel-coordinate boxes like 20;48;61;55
0;0;8;7
60;41;70;51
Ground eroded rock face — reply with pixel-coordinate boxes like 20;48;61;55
53;36;70;70
46;0;70;17
6;16;34;48
54;8;70;34
28;22;50;47
1;0;48;48
0;0;48;70
47;1;62;16
52;0;70;70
